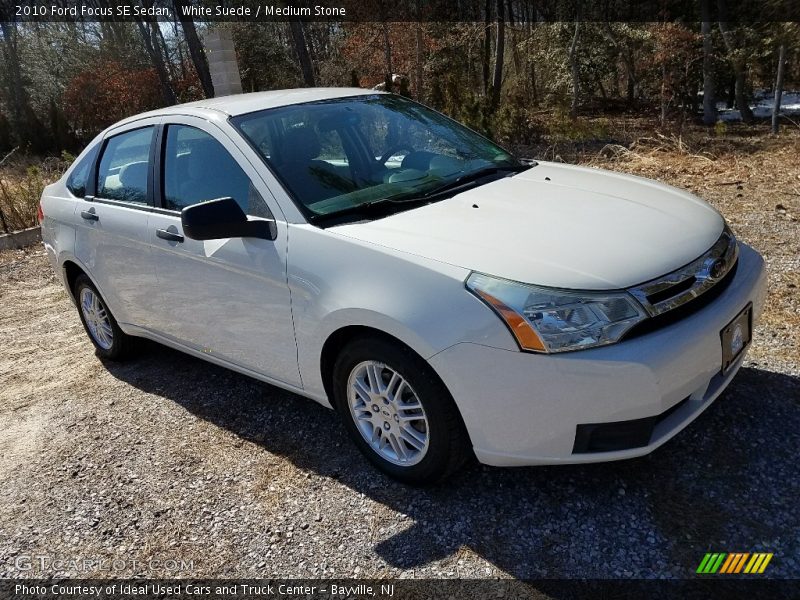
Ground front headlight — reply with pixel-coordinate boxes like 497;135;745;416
466;273;648;353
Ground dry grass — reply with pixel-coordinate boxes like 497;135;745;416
0;150;71;233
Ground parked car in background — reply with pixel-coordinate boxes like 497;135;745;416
39;89;766;483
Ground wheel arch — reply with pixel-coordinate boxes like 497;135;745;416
319;326;470;432
320;326;405;404
60;258;114;317
62;259;85;302
319;324;476;465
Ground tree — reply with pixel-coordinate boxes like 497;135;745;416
135;17;176;105
772;43;787;134
490;0;505;109
63;61;162;136
600;23;638;106
381;21;393;91
0;20;50;151
568;12;581;117
717;0;754;122
701;1;717;125
482;0;491;94
414;0;424;100
289;21;315;87
173;0;214;98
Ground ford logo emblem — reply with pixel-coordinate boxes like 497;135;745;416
708;258;727;280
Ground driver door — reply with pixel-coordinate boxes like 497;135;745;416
146;117;301;387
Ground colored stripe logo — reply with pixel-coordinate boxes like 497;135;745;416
697;552;773;574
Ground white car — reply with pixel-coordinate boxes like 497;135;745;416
40;88;766;483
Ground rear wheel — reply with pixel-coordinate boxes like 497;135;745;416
332;337;470;484
74;274;134;360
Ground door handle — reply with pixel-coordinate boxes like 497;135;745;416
80;209;99;221
156;228;184;243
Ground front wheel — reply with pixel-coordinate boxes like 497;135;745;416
74;274;135;360
332;337;470;484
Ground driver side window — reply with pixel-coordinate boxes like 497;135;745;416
162;124;272;219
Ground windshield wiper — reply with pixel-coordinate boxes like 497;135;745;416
310;163;534;226
308;196;429;226
398;163;532;203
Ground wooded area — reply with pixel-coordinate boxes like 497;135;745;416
0;8;798;154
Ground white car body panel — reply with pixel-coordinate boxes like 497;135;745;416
430;243;767;465
141;114;300;386
285;224;517;402
144;215;301;386
39;88;768;468
333;161;724;290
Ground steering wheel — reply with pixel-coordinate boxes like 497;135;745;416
379;144;415;165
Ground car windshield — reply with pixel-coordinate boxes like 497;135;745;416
231;94;523;222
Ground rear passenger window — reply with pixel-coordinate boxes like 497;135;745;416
66;144;99;198
162;125;272;218
96;127;154;205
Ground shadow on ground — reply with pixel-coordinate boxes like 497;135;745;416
104;341;800;581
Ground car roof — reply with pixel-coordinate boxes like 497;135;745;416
119;87;383;125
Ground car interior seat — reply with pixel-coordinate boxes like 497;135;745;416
276;126;355;206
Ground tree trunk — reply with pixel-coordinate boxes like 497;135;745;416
482;0;491;94
490;0;505;109
0;20;27;137
172;20;187;80
289;20;315;87
155;22;176;82
596;75;607;100
732;68;752;121
701;15;717;125
173;0;214;97
625;46;637;105
381;22;393;92
602;22;636;107
717;16;754;122
415;22;423;100
135;18;177;105
772;43;786;135
661;61;668;126
568;15;581;118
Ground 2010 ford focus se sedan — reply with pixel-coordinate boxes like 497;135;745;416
40;88;767;483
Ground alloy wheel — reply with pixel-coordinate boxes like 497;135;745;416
79;287;114;350
347;360;430;466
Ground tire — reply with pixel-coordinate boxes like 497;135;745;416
332;336;471;484
73;274;135;360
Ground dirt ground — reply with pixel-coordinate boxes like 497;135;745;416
0;132;798;583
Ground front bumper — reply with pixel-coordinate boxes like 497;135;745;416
429;243;767;466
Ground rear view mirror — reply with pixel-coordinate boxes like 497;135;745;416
181;197;276;241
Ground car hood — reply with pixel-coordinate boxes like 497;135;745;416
331;161;724;290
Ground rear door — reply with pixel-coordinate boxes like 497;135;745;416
73;119;160;329
146;117;300;386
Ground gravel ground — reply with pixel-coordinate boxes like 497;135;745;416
0;139;798;583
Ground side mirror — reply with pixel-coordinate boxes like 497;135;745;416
181;197;276;241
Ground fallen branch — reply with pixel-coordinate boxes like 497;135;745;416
780;114;800;131
0;146;19;169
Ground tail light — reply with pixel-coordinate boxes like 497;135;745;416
37;201;44;224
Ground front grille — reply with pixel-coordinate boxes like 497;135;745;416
646;275;696;305
628;229;738;318
572;396;690;454
622;229;739;340
623;259;738;340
